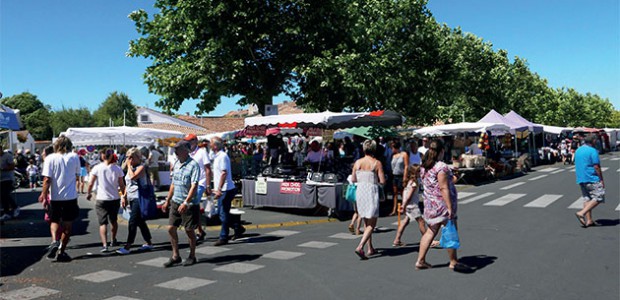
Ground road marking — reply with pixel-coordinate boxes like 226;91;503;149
267;230;300;237
460;192;495;204
529;175;548;181
298;241;338;249
568;198;583;209
484;194;526;206
524;194;563;208
610;157;620;161
103;297;142;300
617;168;620;172
329;233;361;240
1;286;60;300
550;169;564;174
500;182;525;190
262;250;305;260
155;277;216;290
137;257;171;268
601;167;609;172
457;192;476;199
213;262;265;274
74;270;131;283
570;169;576;172
539;168;559;172
616;203;620;211
195;246;232;255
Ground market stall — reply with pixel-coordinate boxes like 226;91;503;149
242;110;404;212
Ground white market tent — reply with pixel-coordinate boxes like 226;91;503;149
413;122;511;136
61;126;184;147
244;110;405;129
536;124;573;135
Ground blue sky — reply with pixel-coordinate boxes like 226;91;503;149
1;0;618;117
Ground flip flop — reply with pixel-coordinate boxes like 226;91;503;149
575;213;587;227
354;249;368;260
415;262;432;270
392;241;405;247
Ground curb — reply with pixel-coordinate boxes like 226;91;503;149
116;217;340;231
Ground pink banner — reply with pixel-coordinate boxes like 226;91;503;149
280;181;302;194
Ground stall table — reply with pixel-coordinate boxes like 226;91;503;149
242;178;352;211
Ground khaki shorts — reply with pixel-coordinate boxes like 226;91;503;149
168;201;199;230
149;167;160;183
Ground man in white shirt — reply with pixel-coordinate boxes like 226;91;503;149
418;137;430;155
185;133;211;241
211;137;245;246
39;136;81;262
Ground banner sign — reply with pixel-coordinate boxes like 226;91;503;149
305;127;323;136
279;181;302;194
255;177;267;195
0;112;20;130
245;125;267;137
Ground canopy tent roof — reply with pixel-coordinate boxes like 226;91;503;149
0;105;23;130
244;110;404;129
198;130;240;141
61;126;184;147
478;110;528;133
342;126;398;139
413;122;511;136
573;127;603;134
504;111;543;133
536;124;573;135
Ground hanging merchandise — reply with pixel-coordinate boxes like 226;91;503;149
478;132;490;150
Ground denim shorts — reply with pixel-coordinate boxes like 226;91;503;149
580;182;605;203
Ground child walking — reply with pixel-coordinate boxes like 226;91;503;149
27;159;39;191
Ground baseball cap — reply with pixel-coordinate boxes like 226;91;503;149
174;140;191;150
183;133;198;141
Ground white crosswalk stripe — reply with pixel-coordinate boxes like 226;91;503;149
529;175;548;181
74;270;131;283
568;198;583;209
458;192;476;199
539;168;559;172
500;182;525;190
0;286;60;300
609;157;620;161
616;203;620;211
617;168;620;172
459;192;494;204
155;277;216;290
601;167;609;172
263;250;305;260
298;241;338;249
550;169;564;174
524;194;563;208
484;193;526;206
214;262;265;274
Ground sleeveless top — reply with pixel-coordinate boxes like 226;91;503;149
391;155;405;175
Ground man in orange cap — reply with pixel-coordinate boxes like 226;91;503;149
184;133;210;241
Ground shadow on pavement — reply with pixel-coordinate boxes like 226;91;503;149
0;245;48;277
235;234;283;244
199;254;262;265
433;254;498;274
0;208;91;239
594;219;619;227
374;245;419;257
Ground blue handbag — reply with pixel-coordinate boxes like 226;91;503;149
345;184;357;202
439;220;460;249
137;175;158;220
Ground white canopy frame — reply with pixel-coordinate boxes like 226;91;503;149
61;126;184;147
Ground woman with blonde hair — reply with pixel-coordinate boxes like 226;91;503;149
351;140;385;260
116;147;154;254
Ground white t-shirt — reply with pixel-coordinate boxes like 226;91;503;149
91;163;124;200
42;152;80;201
212;150;235;192
148;150;161;168
189;147;211;188
27;164;39;176
418;146;428;155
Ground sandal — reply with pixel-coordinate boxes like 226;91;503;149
354;249;368;260
575;213;587;227
348;225;354;233
392;241;405;247
415;261;432;270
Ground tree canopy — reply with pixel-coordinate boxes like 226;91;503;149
50;107;95;135
92;92;137;127
1;92;53;140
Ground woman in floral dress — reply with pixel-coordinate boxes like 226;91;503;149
351;140;385;260
416;139;466;271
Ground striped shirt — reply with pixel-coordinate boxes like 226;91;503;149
171;157;200;205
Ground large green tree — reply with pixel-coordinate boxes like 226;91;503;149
50;107;95;135
1;92;52;140
92;92;137;127
128;0;349;115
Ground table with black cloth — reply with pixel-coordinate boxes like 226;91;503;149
241;179;352;211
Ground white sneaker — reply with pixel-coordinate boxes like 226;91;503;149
140;244;154;251
12;207;20;218
100;246;109;253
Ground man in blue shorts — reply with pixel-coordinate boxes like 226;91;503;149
574;135;605;228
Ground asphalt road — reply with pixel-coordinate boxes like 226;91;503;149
1;152;618;300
